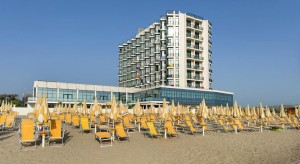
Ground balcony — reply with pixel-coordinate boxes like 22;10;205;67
186;33;192;38
187;23;192;28
209;31;212;36
187;54;192;58
209;50;212;54
209;79;213;83
194;25;203;30
186;44;192;49
186;65;192;69
209;59;213;64
186;75;192;79
194;76;204;80
208;40;212;45
209;69;213;73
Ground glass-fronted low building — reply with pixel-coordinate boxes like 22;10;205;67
28;80;233;107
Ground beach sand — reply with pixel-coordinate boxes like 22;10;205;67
0;123;299;164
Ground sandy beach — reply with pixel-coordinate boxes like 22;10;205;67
0;121;299;164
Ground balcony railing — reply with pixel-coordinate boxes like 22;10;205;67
194;76;204;80
187;75;192;79
186;33;192;37
209;69;213;73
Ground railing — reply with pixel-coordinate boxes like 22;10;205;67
186;33;192;37
187;75;192;79
194;26;203;30
194;76;204;80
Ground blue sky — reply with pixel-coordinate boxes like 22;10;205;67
0;0;299;106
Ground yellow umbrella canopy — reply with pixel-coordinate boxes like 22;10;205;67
162;98;168;118
226;103;231;117
200;99;208;119
279;104;286;118
265;106;271;118
0;100;4;113
150;102;155;114
82;100;87;115
272;108;276;116
296;105;300;117
259;103;265;119
244;105;250;116
73;102;78;114
38;97;50;123
233;101;239;118
133;99;141;116
251;107;257;117
119;101;125;114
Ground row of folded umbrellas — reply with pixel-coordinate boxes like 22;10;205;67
32;95;300;124
0;101;13;113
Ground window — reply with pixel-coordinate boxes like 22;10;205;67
168;17;174;25
175;17;179;25
168;48;174;56
168;27;174;36
175;27;179;36
175;38;179;46
175;48;179;57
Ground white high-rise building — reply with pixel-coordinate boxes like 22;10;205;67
118;11;213;90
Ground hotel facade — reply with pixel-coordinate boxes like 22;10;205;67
118;11;212;89
28;11;233;107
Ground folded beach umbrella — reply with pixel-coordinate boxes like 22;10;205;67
200;99;208;119
82;100;87;115
233;101;238;118
162;98;168;118
279;104;286;118
150;102;155;114
38;97;50;123
272;108;276;116
259;103;265;119
251;107;257;117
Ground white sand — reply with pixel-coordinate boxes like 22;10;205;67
0;124;299;164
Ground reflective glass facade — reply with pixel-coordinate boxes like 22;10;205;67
34;86;233;106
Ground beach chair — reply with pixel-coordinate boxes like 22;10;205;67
115;122;130;142
2;115;15;131
140;116;148;131
65;114;72;124
94;128;113;148
99;115;109;125
146;121;162;138
184;120;202;135
72;115;80;128
122;115;135;131
163;120;179;138
80;117;92;134
18;119;37;150
59;114;65;122
27;113;35;120
48;119;65;147
0;114;7;127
